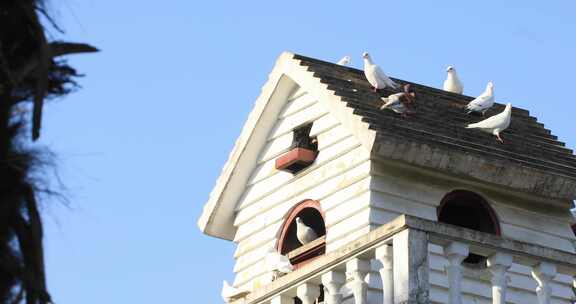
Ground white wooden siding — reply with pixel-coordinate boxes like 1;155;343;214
231;91;372;290
370;160;576;253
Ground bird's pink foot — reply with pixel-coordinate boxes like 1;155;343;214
496;135;504;144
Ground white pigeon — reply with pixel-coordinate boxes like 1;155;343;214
295;217;318;245
221;280;250;302
265;247;293;279
465;81;495;115
443;66;463;94
380;92;408;115
466;103;512;143
380;84;415;116
337;55;351;66
362;52;398;92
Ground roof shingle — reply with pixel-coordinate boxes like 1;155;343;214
294;54;576;180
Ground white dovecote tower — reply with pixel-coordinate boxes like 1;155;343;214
198;52;576;304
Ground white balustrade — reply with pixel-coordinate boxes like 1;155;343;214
270;294;292;304
346;258;370;304
231;216;576;304
393;229;430;304
444;242;469;304
296;282;320;304
487;252;513;304
531;262;557;304
321;271;345;304
375;244;393;304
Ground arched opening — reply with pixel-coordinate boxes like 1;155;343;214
276;200;326;268
438;190;500;265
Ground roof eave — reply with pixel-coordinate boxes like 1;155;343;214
197;51;299;240
373;136;576;203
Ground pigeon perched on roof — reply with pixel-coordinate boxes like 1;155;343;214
221;280;250;303
380;84;416;117
443;66;463;94
265;247;293;280
295;217;318;245
337;55;351;66
466;103;512;143
362;52;398;92
465;81;495;115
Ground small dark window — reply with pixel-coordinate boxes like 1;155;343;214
276;200;326;268
275;123;318;174
438;190;500;265
291;122;318;152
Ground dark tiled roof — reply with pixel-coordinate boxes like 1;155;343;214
293;54;576;180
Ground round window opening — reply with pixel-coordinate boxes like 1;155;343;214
438;190;500;265
280;208;326;254
277;200;326;267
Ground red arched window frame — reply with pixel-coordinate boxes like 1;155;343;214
276;200;326;268
437;190;501;236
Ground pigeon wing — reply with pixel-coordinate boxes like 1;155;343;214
276;254;294;273
467;112;505;129
337;56;350;66
380;93;402;109
466;95;493;111
375;66;398;89
443;78;451;91
266;251;293;273
300;226;318;244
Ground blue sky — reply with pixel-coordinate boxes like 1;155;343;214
40;1;575;303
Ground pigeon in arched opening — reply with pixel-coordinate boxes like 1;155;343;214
295;217;319;245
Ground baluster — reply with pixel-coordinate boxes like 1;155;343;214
346;258;370;304
321;271;345;304
270;294;292;304
375;244;394;304
531;262;557;304
444;242;469;304
296;282;320;304
392;229;430;303
487;252;512;304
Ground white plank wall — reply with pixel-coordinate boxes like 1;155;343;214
370;160;576;253
368;162;576;303
231;91;372;290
